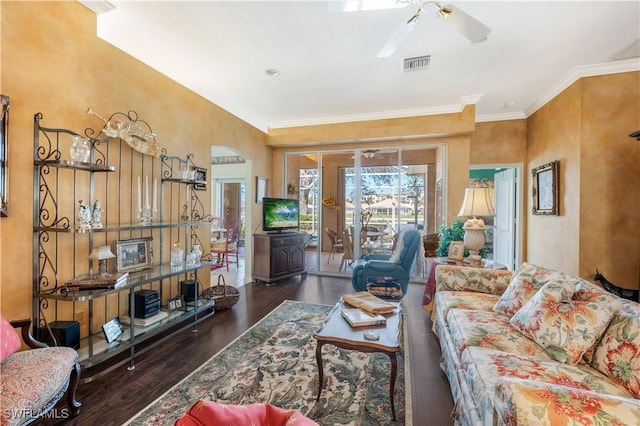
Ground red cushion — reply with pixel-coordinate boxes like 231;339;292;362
0;315;21;362
174;400;318;426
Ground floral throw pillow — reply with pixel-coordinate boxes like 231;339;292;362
0;315;21;363
493;262;566;317
592;301;640;398
510;278;616;364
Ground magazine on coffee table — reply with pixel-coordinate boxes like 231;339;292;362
341;291;396;314
341;308;387;328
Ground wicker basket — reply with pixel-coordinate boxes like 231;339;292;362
201;274;239;310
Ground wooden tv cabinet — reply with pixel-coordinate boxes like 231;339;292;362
253;232;307;285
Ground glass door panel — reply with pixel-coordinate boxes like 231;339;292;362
284;145;442;282
318;151;353;274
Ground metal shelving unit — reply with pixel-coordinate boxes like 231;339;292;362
32;112;214;383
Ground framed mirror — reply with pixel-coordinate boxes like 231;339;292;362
1;95;9;217
532;160;559;215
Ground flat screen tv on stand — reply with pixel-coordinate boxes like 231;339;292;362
262;197;300;233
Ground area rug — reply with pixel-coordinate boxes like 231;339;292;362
125;300;409;425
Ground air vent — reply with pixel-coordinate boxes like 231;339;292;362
403;55;431;72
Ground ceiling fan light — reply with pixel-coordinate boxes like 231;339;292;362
438;6;452;19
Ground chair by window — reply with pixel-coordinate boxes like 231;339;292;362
324;228;344;263
339;228;355;272
351;229;421;295
211;218;242;271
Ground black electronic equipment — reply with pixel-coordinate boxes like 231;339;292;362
39;320;80;349
131;289;160;319
181;280;198;303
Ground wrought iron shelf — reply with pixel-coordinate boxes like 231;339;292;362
34;220;214;234
35;159;115;172
162;178;206;185
42;261;215;302
77;301;215;381
32;112;214;379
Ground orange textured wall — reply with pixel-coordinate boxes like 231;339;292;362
0;2;267;320
579;72;640;288
527;72;640;288
471;120;527;165
527;82;582;275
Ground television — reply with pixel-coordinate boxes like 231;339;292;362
262;197;300;233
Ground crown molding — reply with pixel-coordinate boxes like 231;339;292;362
78;1;115;15
268;94;483;130
524;59;640;117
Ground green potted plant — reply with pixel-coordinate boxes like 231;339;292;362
436;220;487;258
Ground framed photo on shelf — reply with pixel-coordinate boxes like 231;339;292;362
167;295;184;312
256;176;268;204
448;241;465;261
114;237;153;273
193;166;207;191
532;160;559;215
102;317;124;343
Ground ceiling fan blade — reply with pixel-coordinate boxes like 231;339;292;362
378;18;416;58
329;0;410;13
438;4;491;43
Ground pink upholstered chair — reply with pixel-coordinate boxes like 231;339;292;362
0;316;81;426
174;400;318;426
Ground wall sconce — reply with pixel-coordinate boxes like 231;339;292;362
457;187;495;266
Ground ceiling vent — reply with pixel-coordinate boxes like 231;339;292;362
403;55;431;72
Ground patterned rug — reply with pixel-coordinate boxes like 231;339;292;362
125;300;409;425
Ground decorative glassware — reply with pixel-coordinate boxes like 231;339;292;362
170;242;183;266
70;135;91;163
190;244;202;264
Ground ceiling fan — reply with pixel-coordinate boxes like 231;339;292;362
332;1;491;58
351;149;381;159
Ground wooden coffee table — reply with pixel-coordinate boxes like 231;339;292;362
313;300;402;420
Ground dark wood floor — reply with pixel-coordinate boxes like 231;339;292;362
41;276;453;425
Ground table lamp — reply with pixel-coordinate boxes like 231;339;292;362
457;187;495;266
88;245;115;276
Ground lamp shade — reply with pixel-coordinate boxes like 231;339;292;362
88;245;115;261
457;187;495;217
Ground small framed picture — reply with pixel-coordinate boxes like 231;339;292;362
193;167;207;191
256;176;268;204
102;317;124;343
532;160;559;215
448;241;465;261
114;237;153;273
167;295;184;312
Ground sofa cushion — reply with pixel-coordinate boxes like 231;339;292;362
435;265;513;295
592;300;640;398
446;309;551;360
433;291;501;335
510;279;616;364
461;347;635;425
493;262;566;317
0;316;21;363
493;378;640;426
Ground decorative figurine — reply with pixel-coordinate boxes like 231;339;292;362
91;200;103;228
77;200;91;228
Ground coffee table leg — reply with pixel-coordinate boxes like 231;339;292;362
389;352;397;421
315;341;324;401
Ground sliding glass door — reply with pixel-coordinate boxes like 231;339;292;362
285;145;442;280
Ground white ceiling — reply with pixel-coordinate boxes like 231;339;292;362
88;1;640;133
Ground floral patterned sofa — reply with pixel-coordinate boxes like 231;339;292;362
432;262;640;426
